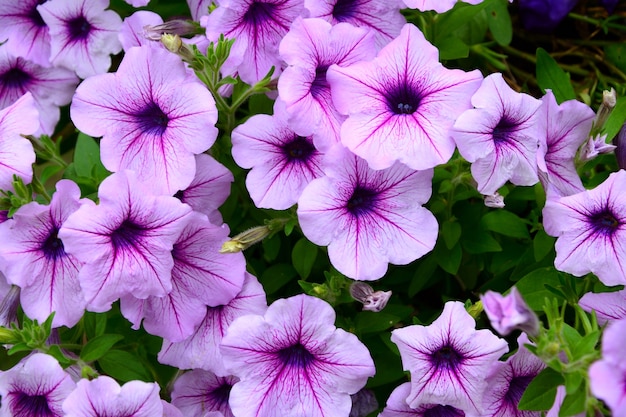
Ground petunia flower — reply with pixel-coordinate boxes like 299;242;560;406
38;0;122;79
70;45;218;195
579;133;616;163
120;212;246;342
188;0;214;20
203;0;305;85
327;23;483;171
542;170;626;287
221;294;376;417
0;0;52;67
579;289;626;325
171;369;237;417
58;170;193;312
402;0;484;13
391;301;508;414
481;287;539;337
119;10;164;51
349;389;378;417
482;334;545;417
517;0;578;32
0;48;79;135
452;73;542;195
158;272;267;375
277;18;376;150
536;90;594;199
297;145;438;281
304;0;405;49
0;180;91;328
62;376;162;417
231;105;324;210
379;382;475;417
0;92;39;192
0;353;76;417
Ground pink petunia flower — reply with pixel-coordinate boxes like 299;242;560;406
327;23;483;171
231;105;324;210
543;169;626;287
0;353;76;417
0;0;52;67
0;180;91;328
221;294;375;417
589;319;626;416
118;10;163;51
70;45;218;195
305;0;405;49
58;170;192;312
481;287;539;337
171;369;237;417
379;382;476;417
0;92;39;191
297;145;438;281
452;73;542;195
391;301;508;414
403;0;484;13
579;289;626;325
38;0;122;79
277;18;376;150
203;0;305;85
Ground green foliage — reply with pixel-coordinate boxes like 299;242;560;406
536;48;577;103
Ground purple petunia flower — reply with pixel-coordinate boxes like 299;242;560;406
70;45;218;195
204;0;305;85
0;353;76;417
589;318;626;416
579;289;626;325
543;170;626;287
536;90;594;199
62;376;162;417
231;105;324;210
304;0;405;49
58;170;192;312
327;23;483;171
481;287;539;337
188;0;214;20
452;73;542;195
38;0;122;79
0;0;52;67
0;92;38;192
277;18;376;150
0;48;79;135
221;294;375;417
0;180;91;328
517;0;578;32
120;212;246;341
297;145;438;280
391;301;508;414
118;10;163;51
158;272;267;375
171;369;237;417
380;382;475;417
402;0;484;13
482;334;545;417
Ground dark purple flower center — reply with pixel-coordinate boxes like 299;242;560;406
347;186;378;216
210;383;233;408
332;0;360;20
504;375;534;407
0;65;31;90
277;343;315;368
423;405;465;417
310;65;329;99
136;102;170;135
110;220;144;250
492;117;517;144
386;83;421;115
42;228;66;260
10;392;54;417
282;136;316;161
431;344;463;371
173;190;185;201
243;1;278;26
590;209;621;236
28;1;48;28
67;15;92;41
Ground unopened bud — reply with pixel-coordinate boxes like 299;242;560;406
591;88;617;136
349;282;391;312
161;34;194;62
220;225;272;253
144;20;198;41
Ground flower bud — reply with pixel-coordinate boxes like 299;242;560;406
143;20;199;41
481;286;539;337
160;34;195;63
220;225;272;253
349;282;391;312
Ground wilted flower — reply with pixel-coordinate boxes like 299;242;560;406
349;282;391;312
481;287;539;337
484;192;505;209
579;134;616;163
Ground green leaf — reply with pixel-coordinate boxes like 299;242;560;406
98;350;152;382
291;238;318;280
261;235;280;262
604;43;626;74
259;263;297;295
533;230;556;262
559;389;586;416
481;210;530;239
515;267;562;311
571;330;600;359
408;256;438;297
485;0;512;46
561;323;582;348
518;367;563;411
434;1;490;43
564;372;583;395
441;220;462;249
603;95;626;141
434;241;462;275
436;37;469;60
40;165;64;185
83;312;107;339
72;133;108;181
355;312;400;334
47;345;72;367
80;334;124;362
536;48;576;103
